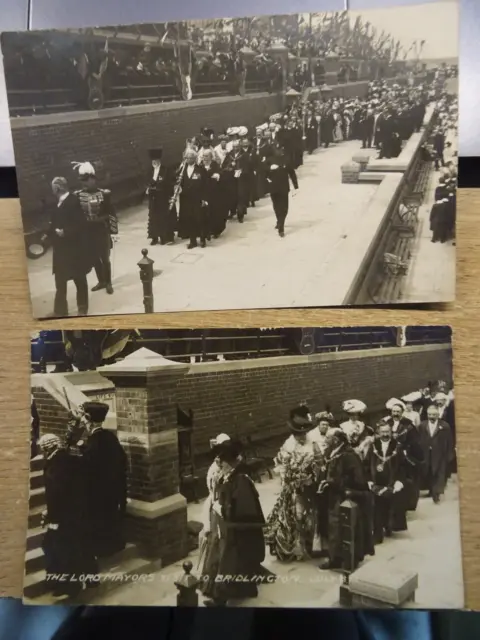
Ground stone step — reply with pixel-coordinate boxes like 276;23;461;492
28;506;44;530
29;487;46;510
30;456;45;473
30;470;44;491
23;544;160;603
26;526;46;552
25;547;45;574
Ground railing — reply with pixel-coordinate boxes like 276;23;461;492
30;327;451;372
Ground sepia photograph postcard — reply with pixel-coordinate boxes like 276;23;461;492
1;3;458;318
26;325;463;608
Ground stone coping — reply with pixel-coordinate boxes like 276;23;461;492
182;343;450;375
31;371;117;430
127;493;187;520
9;78;398;129
10;92;276;128
328;173;403;305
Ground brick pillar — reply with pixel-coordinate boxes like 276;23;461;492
98;348;190;564
341;161;361;184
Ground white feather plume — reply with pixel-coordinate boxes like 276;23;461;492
71;161;96;176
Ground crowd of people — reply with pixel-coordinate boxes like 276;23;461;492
35;401;127;600
42;72;456;317
426;93;458;245
199;380;455;607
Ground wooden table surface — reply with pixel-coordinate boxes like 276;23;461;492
0;192;478;607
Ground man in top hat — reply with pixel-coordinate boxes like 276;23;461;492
73;162;117;296
266;141;298;238
77;401;128;558
146;147;175;246
47;176;91;317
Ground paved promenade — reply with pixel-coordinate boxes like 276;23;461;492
87;473;463;609
29;140;377;317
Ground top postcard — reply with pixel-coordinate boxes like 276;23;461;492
1;2;458;318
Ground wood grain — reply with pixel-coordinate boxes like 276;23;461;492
0;191;477;607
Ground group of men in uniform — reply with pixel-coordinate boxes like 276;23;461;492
36;401;127;600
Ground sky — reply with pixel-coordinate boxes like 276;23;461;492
348;2;458;61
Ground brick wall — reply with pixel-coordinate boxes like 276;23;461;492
175;345;452;465
12;78;396;220
32;385;70;439
12;92;282;219
127;507;187;562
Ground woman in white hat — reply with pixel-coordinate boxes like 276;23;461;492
339;399;368;441
401;392;422;428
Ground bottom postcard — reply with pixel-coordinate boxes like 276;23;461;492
26;325;463;608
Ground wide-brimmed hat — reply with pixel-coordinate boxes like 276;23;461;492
215;438;243;463
288;405;312;433
342;399;367;415
385;398;406;412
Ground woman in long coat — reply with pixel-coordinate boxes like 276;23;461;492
200;440;266;607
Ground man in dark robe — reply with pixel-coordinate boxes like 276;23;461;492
252;128;271;199
305;109;318;154
367;422;404;544
384;399;424;524
78;402;128;558
146;147;175;246
419;404;453;503
360;107;375;149
433;126;445;170
39;433;97;599
430;196;450;243
202;440;266;607
266;143;298;238
201;149;225;238
320;107;335;148
46;177;91;317
378;108;398;159
318;429;374;572
178;148;209;248
231;140;253;223
74;163;117;295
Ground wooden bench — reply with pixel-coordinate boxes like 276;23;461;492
392;199;420;236
367;236;412;304
410;160;431;203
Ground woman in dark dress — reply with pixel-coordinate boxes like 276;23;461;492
200;440;266;607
